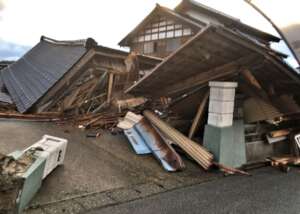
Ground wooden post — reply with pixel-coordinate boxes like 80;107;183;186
107;72;114;104
188;91;209;139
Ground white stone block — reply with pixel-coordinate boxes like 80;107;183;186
210;87;236;101
209;81;238;88
209;100;234;114
208;113;233;127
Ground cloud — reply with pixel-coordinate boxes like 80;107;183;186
0;39;31;60
0;0;4;11
0;0;5;21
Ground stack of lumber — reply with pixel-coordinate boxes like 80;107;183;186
143;110;213;170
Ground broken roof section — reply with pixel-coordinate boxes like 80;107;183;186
174;0;280;43
119;0;280;48
1;36;97;113
126;25;300;116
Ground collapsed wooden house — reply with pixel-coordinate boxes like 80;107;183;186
120;1;300;165
1;0;300;168
0;36;160;114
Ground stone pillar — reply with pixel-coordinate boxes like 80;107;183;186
208;81;237;127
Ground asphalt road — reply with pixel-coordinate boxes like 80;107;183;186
87;167;300;214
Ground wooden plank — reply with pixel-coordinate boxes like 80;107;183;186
62;87;81;109
107;73;114;104
188;91;209;139
269;129;291;138
84;71;108;101
143;110;213;170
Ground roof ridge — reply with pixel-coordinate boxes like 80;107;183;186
41;36;97;48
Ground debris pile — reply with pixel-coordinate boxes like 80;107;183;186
0;152;35;213
118;111;186;172
0;0;300;175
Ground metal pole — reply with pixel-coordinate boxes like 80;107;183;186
245;0;300;66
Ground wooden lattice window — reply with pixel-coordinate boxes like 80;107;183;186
133;16;194;43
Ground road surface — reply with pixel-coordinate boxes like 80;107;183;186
87;167;300;214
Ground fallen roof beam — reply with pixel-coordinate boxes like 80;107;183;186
159;54;259;96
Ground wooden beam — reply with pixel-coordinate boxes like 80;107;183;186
107;73;114;104
241;69;262;90
269;129;291;138
188;91;209;139
160;54;259;96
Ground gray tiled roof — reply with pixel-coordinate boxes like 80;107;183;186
1;37;91;112
0;92;13;104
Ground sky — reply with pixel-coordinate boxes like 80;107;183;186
0;0;298;67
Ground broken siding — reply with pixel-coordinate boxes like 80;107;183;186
1;39;88;113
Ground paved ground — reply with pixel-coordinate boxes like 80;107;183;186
87;167;300;214
0;119;220;213
2;119;296;214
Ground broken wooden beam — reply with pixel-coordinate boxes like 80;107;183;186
188;91;209;139
269;129;291;138
240;69;262;90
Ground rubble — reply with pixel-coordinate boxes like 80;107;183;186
0;136;68;213
0;3;300;208
118;112;185;172
0;152;35;214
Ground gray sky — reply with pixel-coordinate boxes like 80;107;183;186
0;0;298;67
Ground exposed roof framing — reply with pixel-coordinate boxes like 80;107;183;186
126;25;299;98
2;36;162;113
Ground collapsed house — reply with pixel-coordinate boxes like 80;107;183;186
122;1;300;167
0;36;160;114
1;0;300;172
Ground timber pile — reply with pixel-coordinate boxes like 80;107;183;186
143;110;213;170
50;72;109;115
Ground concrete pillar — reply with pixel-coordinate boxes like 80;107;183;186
204;81;246;168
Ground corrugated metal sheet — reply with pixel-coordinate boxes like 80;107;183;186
243;97;283;123
1;37;88;112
